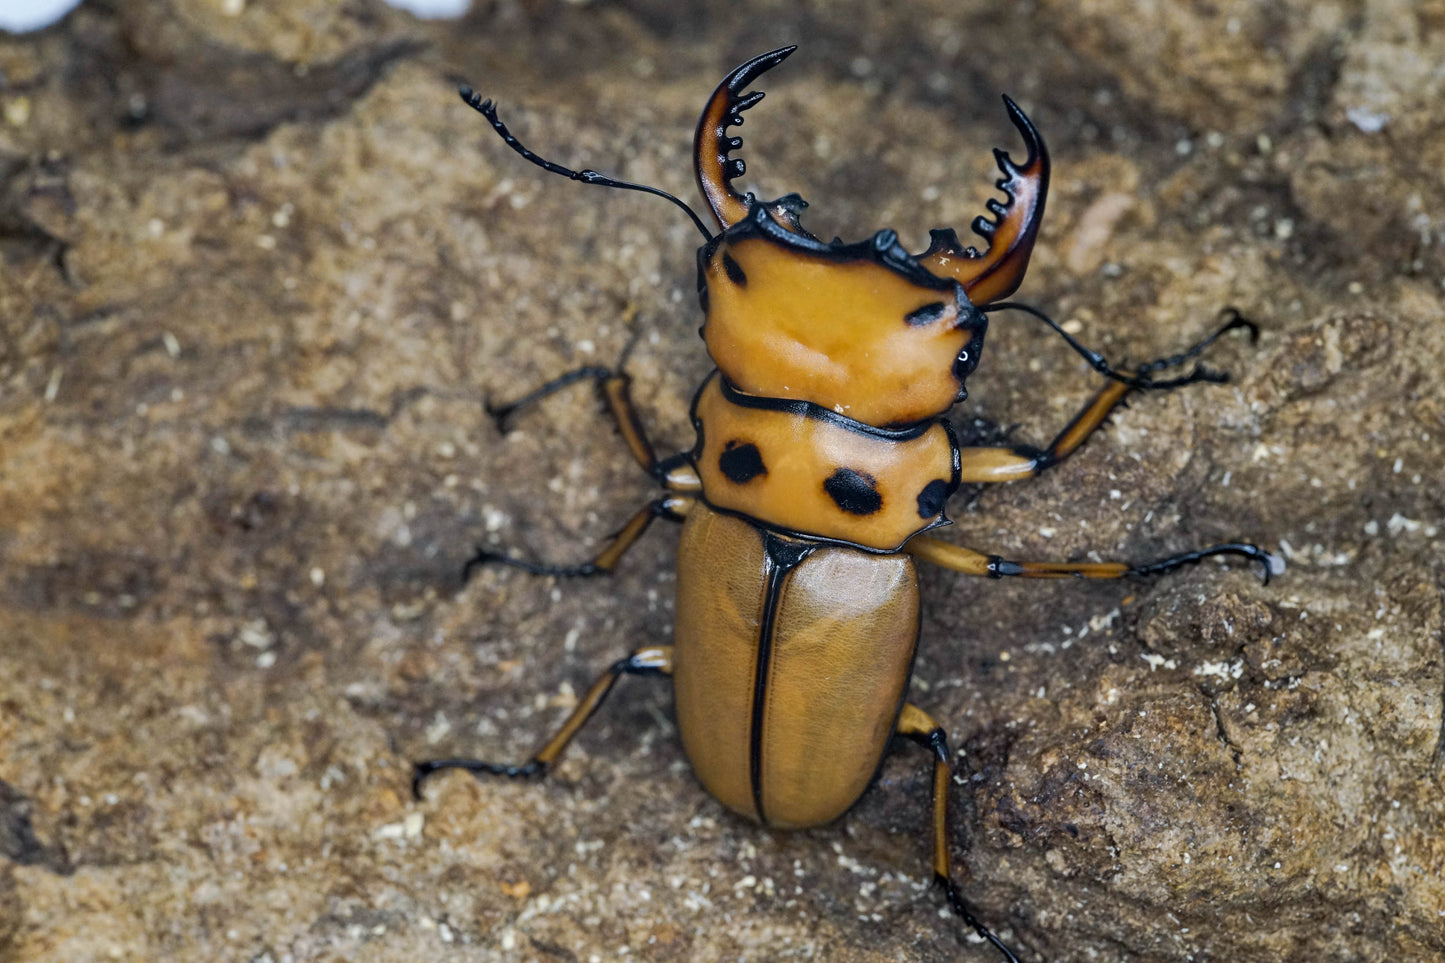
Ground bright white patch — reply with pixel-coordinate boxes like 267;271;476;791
2;0;475;27
0;0;82;32
1194;659;1244;681
383;0;471;17
1345;107;1388;133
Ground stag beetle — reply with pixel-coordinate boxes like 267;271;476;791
414;47;1273;961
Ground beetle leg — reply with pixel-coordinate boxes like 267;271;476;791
492;366;708;492
896;704;1021;963
488;366;666;472
984;304;1259;392
464;494;695;581
906;535;1277;585
472;362;703;580
956;309;1259;484
487;364;611;430
412;645;674;800
955;379;1130;482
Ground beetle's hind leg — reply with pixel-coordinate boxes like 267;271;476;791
957;308;1258;484
897;704;1021;963
412;645;673;799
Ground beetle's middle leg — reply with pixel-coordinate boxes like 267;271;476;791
464;493;695;580
467;365;702;580
907;535;1277;584
412;644;673;799
896;703;1021;963
956;309;1258;484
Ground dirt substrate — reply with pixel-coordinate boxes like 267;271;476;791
2;2;1443;961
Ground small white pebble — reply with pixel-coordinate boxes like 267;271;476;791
4;96;31;127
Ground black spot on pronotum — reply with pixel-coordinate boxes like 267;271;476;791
719;441;766;483
916;479;948;518
824;468;883;516
722;252;747;286
904;301;948;327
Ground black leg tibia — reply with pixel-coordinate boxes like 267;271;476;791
412;644;674;800
896;704;1021;963
462;495;694;583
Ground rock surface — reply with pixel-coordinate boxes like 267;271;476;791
2;1;1442;961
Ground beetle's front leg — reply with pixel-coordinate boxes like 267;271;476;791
412;645;674;799
906;535;1278;584
896;704;1021;963
468;361;703;580
956;309;1258;484
488;365;662;476
954;379;1129;483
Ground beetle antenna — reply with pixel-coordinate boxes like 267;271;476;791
983;302;1256;390
459;85;715;242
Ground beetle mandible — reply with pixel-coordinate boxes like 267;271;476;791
414;47;1274;961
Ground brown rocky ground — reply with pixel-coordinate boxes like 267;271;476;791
2;1;1443;961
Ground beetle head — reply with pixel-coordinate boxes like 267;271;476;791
693;47;1049;427
698;207;987;428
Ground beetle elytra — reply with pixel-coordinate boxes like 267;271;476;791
414;47;1274;961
